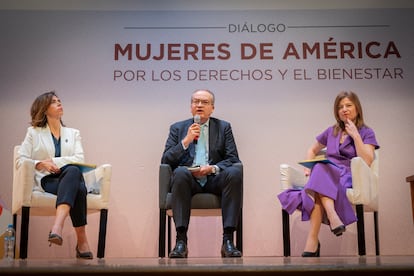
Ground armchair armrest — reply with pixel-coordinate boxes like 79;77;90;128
83;163;112;210
280;164;307;191
159;164;172;209
233;162;243;173
12;159;35;215
347;154;379;210
83;164;112;197
95;164;112;204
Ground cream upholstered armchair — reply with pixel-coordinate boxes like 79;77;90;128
279;150;379;256
12;145;112;259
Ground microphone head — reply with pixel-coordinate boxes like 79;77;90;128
193;115;201;143
194;115;201;124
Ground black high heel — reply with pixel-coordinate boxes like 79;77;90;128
48;231;63;247
76;246;93;259
302;241;320;257
331;225;346;236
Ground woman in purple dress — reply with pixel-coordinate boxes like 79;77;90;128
278;91;379;257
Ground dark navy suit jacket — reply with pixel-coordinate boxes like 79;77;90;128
161;117;241;171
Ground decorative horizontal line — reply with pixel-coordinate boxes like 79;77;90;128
124;26;226;30
287;25;390;29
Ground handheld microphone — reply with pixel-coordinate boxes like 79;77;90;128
193;115;201;144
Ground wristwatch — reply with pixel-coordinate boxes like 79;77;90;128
211;165;219;175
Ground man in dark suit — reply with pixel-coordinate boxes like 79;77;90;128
161;89;243;258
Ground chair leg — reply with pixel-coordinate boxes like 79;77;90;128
236;208;243;252
282;209;291;257
356;204;366;256
167;215;172;254
13;214;17;259
374;211;380;255
19;206;30;259
158;209;166;258
97;209;108;259
13;213;17;230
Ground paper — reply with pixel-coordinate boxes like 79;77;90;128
186;166;201;172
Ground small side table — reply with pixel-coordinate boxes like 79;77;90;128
406;175;414;223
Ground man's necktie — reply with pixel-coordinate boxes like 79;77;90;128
194;124;207;186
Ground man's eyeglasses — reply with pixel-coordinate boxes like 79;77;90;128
191;99;211;106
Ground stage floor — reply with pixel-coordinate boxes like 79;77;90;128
1;255;414;275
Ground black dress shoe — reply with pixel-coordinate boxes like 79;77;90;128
302;241;320;257
331;225;346;236
169;240;188;258
221;240;242;258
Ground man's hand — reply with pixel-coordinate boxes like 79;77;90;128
182;123;201;148
191;165;213;177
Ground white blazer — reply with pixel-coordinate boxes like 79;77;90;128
16;125;85;191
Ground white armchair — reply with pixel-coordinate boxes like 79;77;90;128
12;145;112;259
279;150;379;256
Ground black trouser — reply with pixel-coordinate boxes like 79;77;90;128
170;165;242;230
41;165;87;227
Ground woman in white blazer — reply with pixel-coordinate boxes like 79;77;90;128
17;91;93;259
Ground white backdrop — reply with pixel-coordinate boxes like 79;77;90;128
1;2;414;258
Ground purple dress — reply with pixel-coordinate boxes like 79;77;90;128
278;125;380;226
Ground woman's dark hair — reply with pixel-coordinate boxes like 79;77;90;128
30;91;65;127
